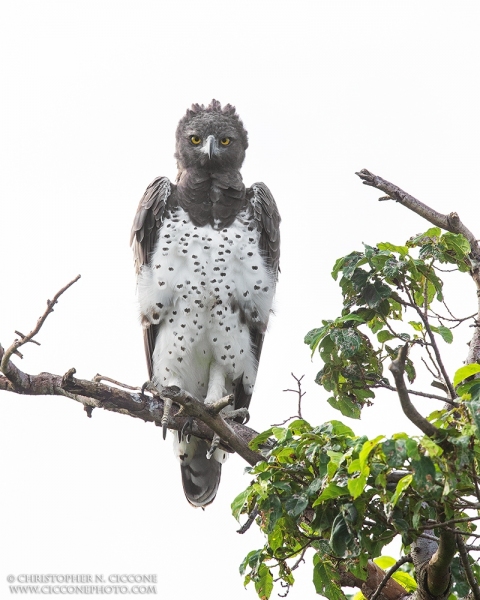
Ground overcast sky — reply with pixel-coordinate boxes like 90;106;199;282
1;2;480;599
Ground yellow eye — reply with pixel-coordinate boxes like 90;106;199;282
220;137;230;146
191;135;201;145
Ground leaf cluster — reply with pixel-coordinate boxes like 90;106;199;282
234;229;480;598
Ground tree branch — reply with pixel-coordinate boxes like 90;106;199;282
457;533;480;600
356;169;480;366
389;345;445;442
1;275;81;375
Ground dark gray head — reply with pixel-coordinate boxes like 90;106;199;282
175;100;249;172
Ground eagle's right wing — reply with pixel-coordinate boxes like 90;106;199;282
130;176;173;379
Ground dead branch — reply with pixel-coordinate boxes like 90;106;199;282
1;274;81;375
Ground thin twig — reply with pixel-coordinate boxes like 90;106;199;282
374;381;452;404
281;373;306;420
457;534;480;600
92;374;143;391
370;555;412;600
1;275;81;374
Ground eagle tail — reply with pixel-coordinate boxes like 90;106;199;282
173;433;228;507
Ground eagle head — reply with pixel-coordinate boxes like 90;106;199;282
175;100;249;172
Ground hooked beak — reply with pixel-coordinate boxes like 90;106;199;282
202;135;216;160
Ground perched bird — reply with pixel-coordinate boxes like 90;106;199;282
131;100;280;507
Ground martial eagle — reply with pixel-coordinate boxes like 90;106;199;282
131;100;280;506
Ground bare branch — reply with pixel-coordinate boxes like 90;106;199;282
355;169;480;259
1;275;81;375
0;345;262;465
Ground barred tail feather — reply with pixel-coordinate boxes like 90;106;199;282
173;434;228;507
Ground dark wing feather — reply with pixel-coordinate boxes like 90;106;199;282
235;182;281;412
130;176;173;379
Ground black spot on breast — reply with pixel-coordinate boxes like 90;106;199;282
159;281;165;286
254;285;260;291
247;252;253;257
177;284;183;289
182;249;188;254
243;291;249;297
155;264;161;269
252;266;258;270
156;302;163;308
152;312;159;320
221;355;226;360
263;286;269;292
181;324;186;328
169;267;174;271
177;357;183;362
192;255;198;259
185;308;190;313
173;311;177;315
226;326;231;332
225;345;231;350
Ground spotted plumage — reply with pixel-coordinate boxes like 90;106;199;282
131;100;280;507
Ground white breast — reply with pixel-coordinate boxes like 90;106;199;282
137;207;275;400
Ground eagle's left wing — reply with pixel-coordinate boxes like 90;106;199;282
130;176;173;378
234;182;281;412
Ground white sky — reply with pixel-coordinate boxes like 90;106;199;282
1;2;480;599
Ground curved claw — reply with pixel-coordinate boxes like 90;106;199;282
181;417;194;443
161;397;172;440
141;380;158;399
228;407;250;425
206;433;221;460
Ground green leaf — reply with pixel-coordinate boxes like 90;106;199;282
361;280;392;308
392;571;417;592
348;473;368;499
268;525;284;553
430;325;453;344
331;328;362;357
335;314;366;324
377;242;409;257
390;474;413;507
359;435;385;471
313;484;349;506
312;555;346;600
411;455;437;492
285;494;308;517
408;321;423;332
453;363;480;388
249;428;274;450
468;400;480;435
232;488;251;521
254;563;273;600
373;555;396;570
330;512;352;557
377;330;396;343
442;232;471;257
327;396;361;419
